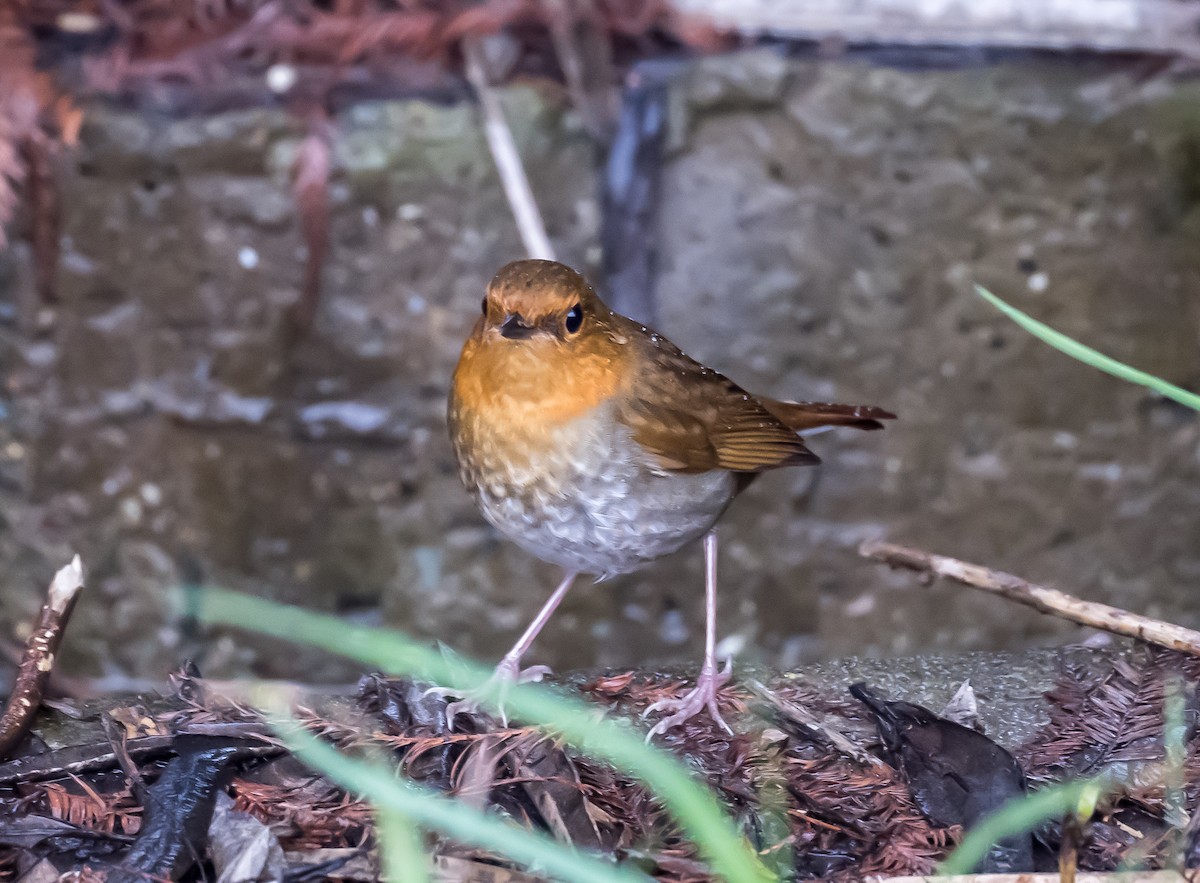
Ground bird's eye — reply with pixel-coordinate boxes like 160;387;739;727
481;297;488;316
564;303;583;334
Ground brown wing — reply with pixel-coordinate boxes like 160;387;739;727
613;321;820;474
759;399;896;432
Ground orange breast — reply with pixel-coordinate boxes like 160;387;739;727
450;334;628;474
448;333;736;576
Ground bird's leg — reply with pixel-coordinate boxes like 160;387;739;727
445;570;577;726
644;530;733;739
493;569;578;683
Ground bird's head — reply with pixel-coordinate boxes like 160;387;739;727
453;259;627;427
477;259;608;346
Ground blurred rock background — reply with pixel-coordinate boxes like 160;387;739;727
1;15;1199;684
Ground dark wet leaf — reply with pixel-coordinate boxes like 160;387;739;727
358;674;457;788
357;675;450;738
1077;804;1173;871
108;735;245;882
850;682;1032;873
0;814;127;849
284;847;375;881
209;791;286;883
508;734;607;851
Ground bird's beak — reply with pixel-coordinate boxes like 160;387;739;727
499;313;537;340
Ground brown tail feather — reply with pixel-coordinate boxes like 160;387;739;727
760;399;896;432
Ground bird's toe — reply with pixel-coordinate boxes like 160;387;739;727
643;667;735;740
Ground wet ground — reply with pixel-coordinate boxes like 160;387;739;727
0;50;1198;683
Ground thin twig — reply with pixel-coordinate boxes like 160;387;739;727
22;130;60;304
0;556;85;757
462;35;556;261
539;0;617;139
0;726;279;786
101;711;147;799
859;541;1200;657
745;679;883;767
287;109;333;342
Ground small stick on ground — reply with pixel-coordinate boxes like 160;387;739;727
101;711;147;798
0;556;85;757
860;541;1200;657
462;35;556;261
745;679;883;767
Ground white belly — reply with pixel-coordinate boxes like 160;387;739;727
458;408;737;578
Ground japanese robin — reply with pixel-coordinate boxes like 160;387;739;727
449;259;894;737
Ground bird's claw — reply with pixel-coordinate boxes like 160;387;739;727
495;658;552;684
439;658;554;727
643;658;734;741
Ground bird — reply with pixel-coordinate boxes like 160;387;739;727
448;259;894;737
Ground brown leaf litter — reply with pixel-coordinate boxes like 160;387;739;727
1018;646;1200;872
1;650;1200;880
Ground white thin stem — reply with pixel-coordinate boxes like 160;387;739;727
463;37;556;261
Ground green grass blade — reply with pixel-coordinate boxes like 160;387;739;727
1162;677;1187;869
192;587;772;883
940;776;1111;875
375;807;431;883
974;285;1200;412
283;723;648;883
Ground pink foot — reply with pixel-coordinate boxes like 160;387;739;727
443;656;552;726
643;658;734;740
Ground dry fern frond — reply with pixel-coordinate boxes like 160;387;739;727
41;777;143;836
